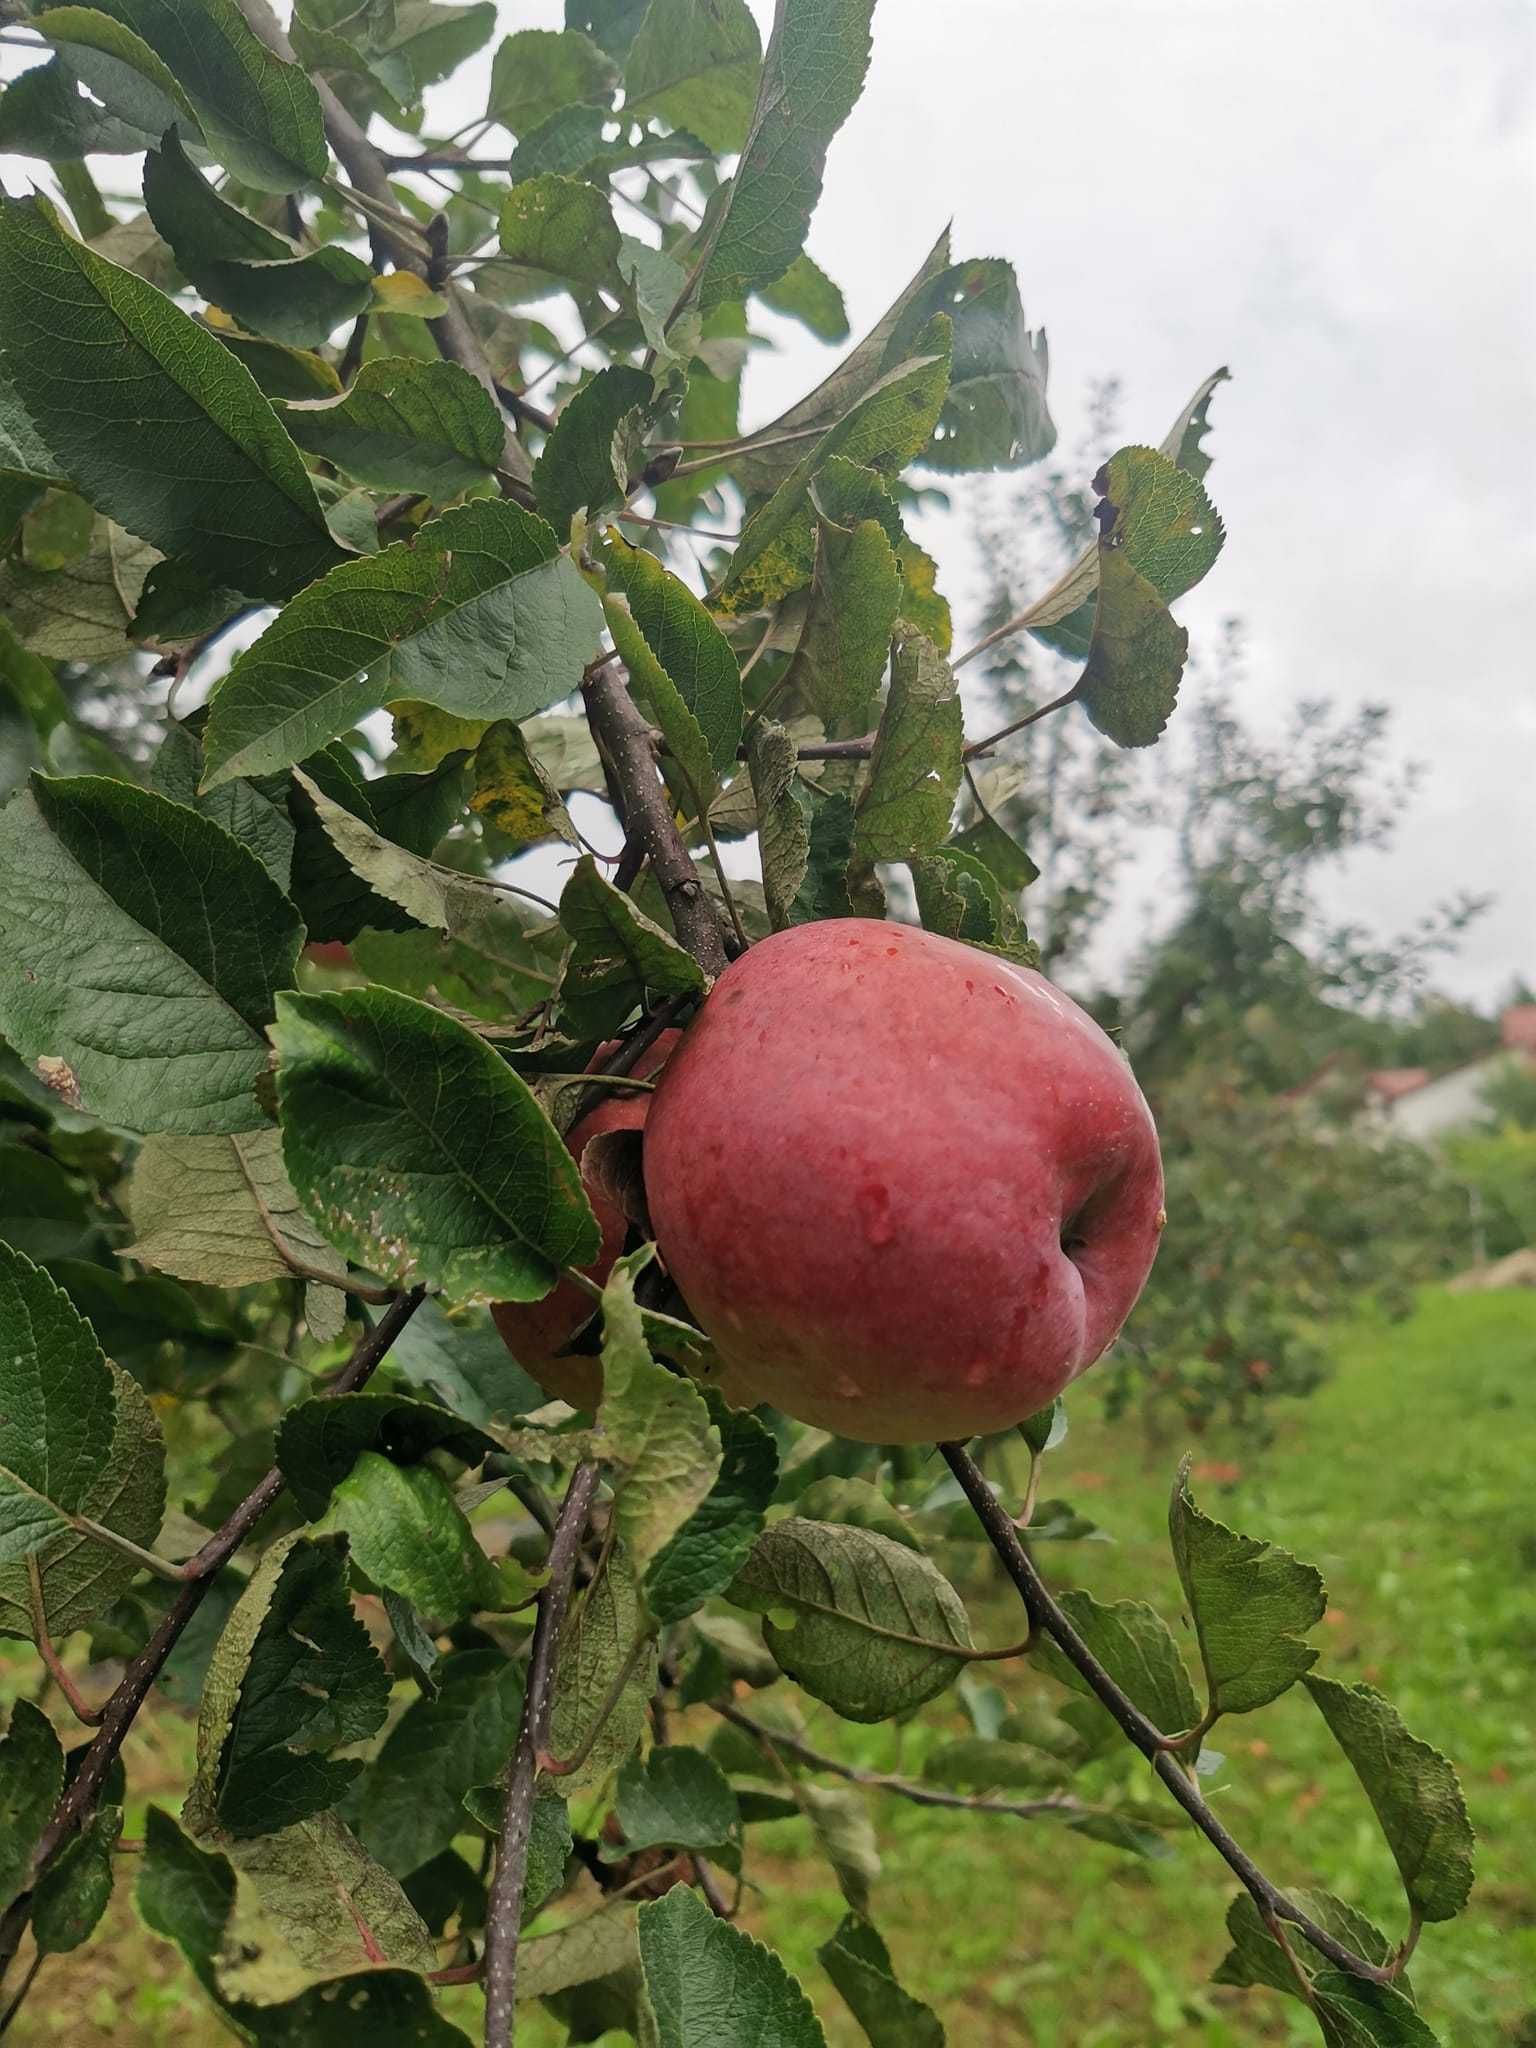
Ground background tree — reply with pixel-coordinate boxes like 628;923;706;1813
0;3;1481;2045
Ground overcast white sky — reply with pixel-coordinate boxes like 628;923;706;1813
5;1;1532;1004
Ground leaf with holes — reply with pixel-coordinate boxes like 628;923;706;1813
273;986;600;1303
498;174;622;288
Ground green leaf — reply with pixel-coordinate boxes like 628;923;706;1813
0;56;155;156
353;1647;523;1877
1304;1676;1475;1924
729;1517;973;1723
276;358;504;498
52;0;323;187
0;515;155;662
719;337;952;614
641;1883;827;2045
486;26;617;130
0;197;340;600
623;0;761;152
498;173;622;287
818;1911;945;2048
1312;1974;1443;2048
138;1808;467;2039
758;252;849;343
1036;1591;1200;1737
533;364;651;534
0;1360;165;1644
1095;444;1225;603
320;1454;509;1620
1161;365;1231;483
1168;1463;1326;1717
911;845;1036;966
1075;543;1188;749
1027;375;1231;655
33;6;196;147
1018;1399;1066;1457
276;1391;496;1520
792;1478;920;1552
290;765;516;950
0;1241;116;1565
0;774;303;1135
388;1297;550;1431
597;530;744;786
696;0;874;310
192;1533;390;1836
853;630;963;864
273;985;601;1302
557;854;708;1038
124;1127;347;1318
469;719;578;851
507;101;710;182
784;516;900;738
142;130;372;348
518;1906;640;2003
732;228;951;501
611;1746;739;1856
151;723;294;892
646;1394;777;1624
1213;1889;1404;2004
0;1699;64;1914
215;1811;436;2004
548;1545;656;1792
795;1780;879;1911
33;1803;120;1955
201;498;602;786
920;1738;1066;1794
598;1253;721;1572
883;257;1054;472
746;722;856;931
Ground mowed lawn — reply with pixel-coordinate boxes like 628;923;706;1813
5;1286;1533;2046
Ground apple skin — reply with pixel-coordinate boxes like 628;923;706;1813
491;1031;680;1411
642;921;1164;1444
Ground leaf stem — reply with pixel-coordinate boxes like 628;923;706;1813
68;1518;185;1585
938;1441;1396;1986
482;1460;602;2048
961;686;1081;760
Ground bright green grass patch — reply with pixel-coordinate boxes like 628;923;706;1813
4;1288;1532;2045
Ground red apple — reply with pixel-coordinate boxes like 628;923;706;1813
492;1030;680;1411
642;922;1164;1443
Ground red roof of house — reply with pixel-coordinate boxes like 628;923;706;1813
1365;1067;1432;1102
1500;1005;1536;1053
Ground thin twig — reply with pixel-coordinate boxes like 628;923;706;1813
711;1702;1099;1824
581;659;729;978
961;686;1081;761
0;1291;426;1997
937;1441;1396;1986
482;1461;602;2048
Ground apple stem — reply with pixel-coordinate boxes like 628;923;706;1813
938;1440;1401;1989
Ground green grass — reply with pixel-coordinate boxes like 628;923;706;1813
6;1286;1533;2045
732;1287;1536;2046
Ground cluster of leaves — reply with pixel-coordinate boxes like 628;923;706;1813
0;0;1471;2044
